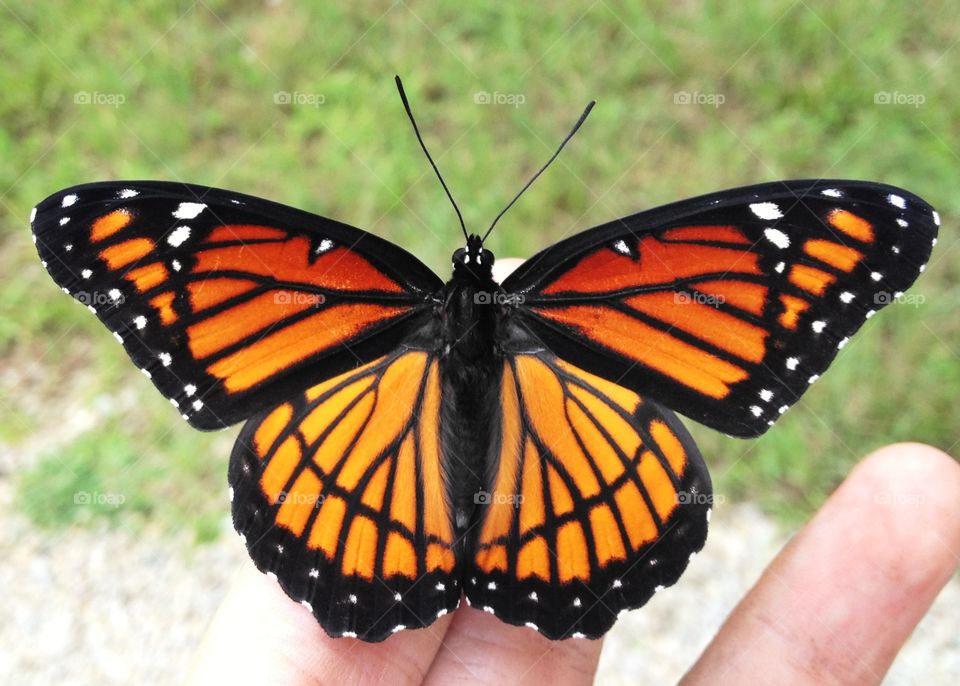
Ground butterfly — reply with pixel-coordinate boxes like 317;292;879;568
30;78;938;642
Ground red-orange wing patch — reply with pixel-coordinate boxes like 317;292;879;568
465;352;710;640
32;182;442;429
230;349;460;642
503;180;938;436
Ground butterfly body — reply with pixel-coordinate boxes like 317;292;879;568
31;175;937;641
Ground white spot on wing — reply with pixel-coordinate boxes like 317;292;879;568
315;238;335;254
821;188;842;198
158;352;172;366
932;210;941;226
774;261;785;274
81;269;92;279
119;188;139;198
811;320;826;333
613;239;630;255
896;218;908;228
62;194;78;207
487;581;497;590
59;217;70;226
173;202;206;219
750;202;783;220
171;259;182;272
133;315;147;330
750;405;762;417
112;331;123;343
108;288;121;302
759;389;773;402
167;225;191;247
764;228;790;248
192;400;203;411
808;374;820;384
887;194;906;209
785;357;799;370
30;207;37;223
840;291;855;303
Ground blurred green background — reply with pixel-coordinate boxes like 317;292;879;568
2;0;957;541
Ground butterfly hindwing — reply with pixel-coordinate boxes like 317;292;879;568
229;347;461;641
31;181;443;429
503;180;938;436
465;349;710;639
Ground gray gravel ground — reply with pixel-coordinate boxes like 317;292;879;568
1;494;957;685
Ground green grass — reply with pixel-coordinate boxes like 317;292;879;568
2;0;958;534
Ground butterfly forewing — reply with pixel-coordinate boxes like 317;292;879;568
31;182;443;429
503;180;939;436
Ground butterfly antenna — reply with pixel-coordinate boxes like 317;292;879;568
482;100;596;242
395;75;468;242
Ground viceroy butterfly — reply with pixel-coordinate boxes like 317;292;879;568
30;78;938;641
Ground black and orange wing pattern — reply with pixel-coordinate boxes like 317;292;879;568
466;348;710;638
503;180;939;436
230;347;462;641
31;181;442;429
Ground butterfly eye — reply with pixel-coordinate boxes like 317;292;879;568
481;249;495;266
453;248;467;264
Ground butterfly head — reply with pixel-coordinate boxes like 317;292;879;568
453;234;495;280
